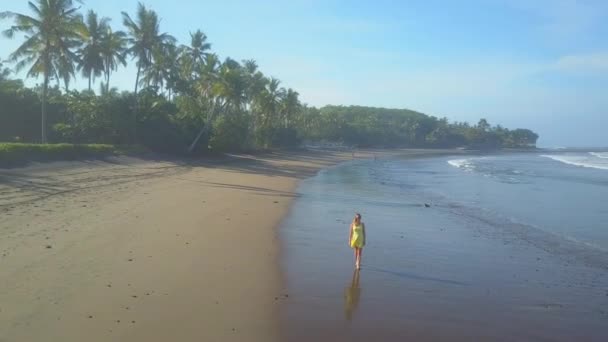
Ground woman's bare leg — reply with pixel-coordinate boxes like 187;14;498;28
359;248;363;267
355;248;362;269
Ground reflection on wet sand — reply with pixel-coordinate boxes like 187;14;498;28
344;269;361;321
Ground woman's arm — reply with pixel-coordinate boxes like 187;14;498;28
349;224;353;245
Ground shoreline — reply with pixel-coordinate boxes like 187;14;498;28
0;148;460;341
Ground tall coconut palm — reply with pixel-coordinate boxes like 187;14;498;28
215;58;247;112
142;42;178;95
281;88;300;128
121;2;176;96
163;44;180;99
78;10;109;91
187;53;220;152
180;30;211;67
1;0;84;143
242;59;264;106
0;61;10;80
252;77;285;147
100;28;127;93
259;77;284;123
241;59;267;144
193;53;220;100
141;45;166;91
55;49;79;91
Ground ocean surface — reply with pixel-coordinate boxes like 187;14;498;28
280;151;608;341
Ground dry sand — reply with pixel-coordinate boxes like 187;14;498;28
0;149;451;342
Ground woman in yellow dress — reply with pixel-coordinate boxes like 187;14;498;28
349;213;366;269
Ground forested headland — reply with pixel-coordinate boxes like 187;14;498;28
1;1;539;157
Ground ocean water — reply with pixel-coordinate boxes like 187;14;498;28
280;152;608;341
443;152;608;252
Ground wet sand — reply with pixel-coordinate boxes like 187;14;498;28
0;149;451;341
280;156;608;341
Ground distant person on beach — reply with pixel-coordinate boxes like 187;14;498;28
349;213;366;269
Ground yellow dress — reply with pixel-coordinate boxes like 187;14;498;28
350;223;365;248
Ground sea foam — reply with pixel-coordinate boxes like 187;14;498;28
448;158;475;171
590;152;608;159
541;154;608;171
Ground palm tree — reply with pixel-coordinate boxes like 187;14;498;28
241;59;267;144
215;58;247;112
100;27;127;93
1;0;84;143
242;59;265;107
121;2;176;96
55;52;78;92
281;88;300;128
141;45;166;91
187;53;220;152
142;42;178;95
78;10;109;91
253;77;285;147
192;53;220;100
259;77;284;124
0;61;10;80
180;30;211;67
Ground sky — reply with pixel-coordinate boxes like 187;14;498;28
1;0;607;147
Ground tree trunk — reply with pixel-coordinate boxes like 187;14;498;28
88;74;92;91
133;64;141;144
134;64;141;95
188;125;206;153
188;100;216;153
106;71;111;93
41;72;49;144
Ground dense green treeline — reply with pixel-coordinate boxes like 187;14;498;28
0;1;538;154
298;106;538;149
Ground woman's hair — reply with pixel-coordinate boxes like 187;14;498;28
355;213;361;220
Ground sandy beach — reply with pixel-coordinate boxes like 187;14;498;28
0;149;451;341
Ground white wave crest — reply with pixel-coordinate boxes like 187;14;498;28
541;154;608;171
590;152;608;159
448;158;475;171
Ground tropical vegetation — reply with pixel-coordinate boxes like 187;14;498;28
0;1;539;155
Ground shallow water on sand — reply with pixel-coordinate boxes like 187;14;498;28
280;155;608;341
